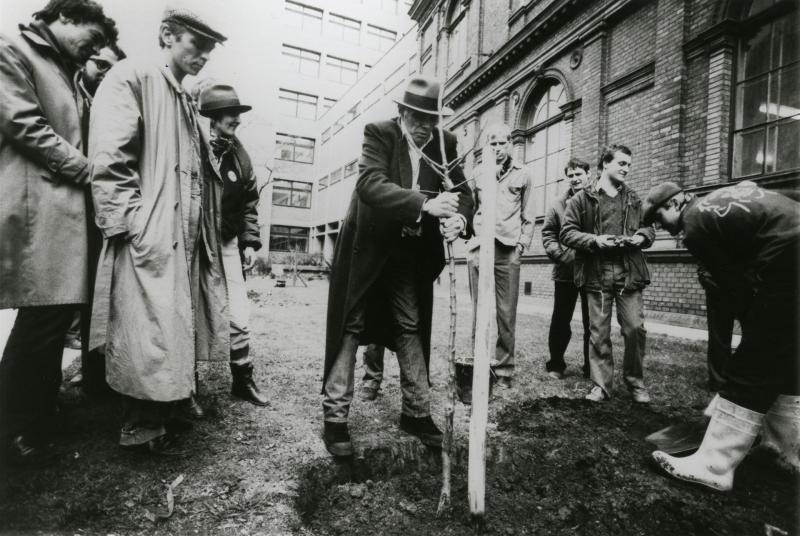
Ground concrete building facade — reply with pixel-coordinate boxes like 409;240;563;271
402;0;799;322
262;0;415;264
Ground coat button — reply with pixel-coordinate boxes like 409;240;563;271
173;241;179;249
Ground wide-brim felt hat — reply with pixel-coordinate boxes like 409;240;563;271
198;84;252;116
163;6;227;44
393;76;453;117
642;181;683;226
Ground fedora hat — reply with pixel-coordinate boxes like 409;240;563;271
393;76;453;117
198;84;252;117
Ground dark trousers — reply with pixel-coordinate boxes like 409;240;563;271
0;305;77;442
720;250;799;413
546;281;590;376
362;344;386;390
703;282;736;392
323;238;431;422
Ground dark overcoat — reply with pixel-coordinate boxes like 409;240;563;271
323;118;473;385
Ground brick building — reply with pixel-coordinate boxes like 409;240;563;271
407;0;799;323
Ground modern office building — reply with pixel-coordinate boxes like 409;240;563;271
262;0;415;263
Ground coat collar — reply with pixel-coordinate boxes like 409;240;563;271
20;21;76;78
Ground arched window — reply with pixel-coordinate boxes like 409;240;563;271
732;0;799;178
446;0;468;77
522;79;571;218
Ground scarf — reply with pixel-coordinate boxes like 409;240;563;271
210;133;235;159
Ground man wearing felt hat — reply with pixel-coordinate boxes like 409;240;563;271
643;181;800;490
322;76;474;456
87;6;229;454
196;82;267;408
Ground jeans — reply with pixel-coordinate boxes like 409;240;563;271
585;286;647;397
362;344;385;390
222;238;251;362
467;242;521;378
323;238;431;422
546;281;590;376
0;305;77;442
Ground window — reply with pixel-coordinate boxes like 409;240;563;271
282;45;321;77
333;115;346;134
321;127;332;144
272;179;312;208
328;13;360;44
278;89;318;119
318;175;329;190
732;6;799;178
346;102;359;123
522;80;570;219
364;84;381;110
329;167;343;185
269;225;309;252
284;1;322;32
366;24;397;51
409;54;418;75
325;55;359;84
344;159;358;177
275;133;315;164
446;1;469;76
322;97;337;113
360;64;372;78
384;64;405;94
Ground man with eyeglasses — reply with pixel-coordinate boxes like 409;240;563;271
466;123;535;389
63;42;126;396
88;6;229;455
0;0;117;460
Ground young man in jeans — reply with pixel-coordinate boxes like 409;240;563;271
541;158;591;380
560;145;654;403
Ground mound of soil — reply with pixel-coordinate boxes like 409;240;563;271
299;397;798;536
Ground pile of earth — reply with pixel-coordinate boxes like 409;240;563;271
298;397;798;536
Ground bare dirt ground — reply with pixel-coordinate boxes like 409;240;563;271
0;276;797;535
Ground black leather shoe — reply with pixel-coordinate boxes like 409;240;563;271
399;415;443;448
9;434;40;459
187;395;205;418
231;362;269;407
323;422;353;457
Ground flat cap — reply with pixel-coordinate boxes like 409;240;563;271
163;6;227;44
642;182;683;225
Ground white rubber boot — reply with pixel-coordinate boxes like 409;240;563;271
652;397;764;491
759;395;800;473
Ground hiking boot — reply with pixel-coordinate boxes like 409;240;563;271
585;385;609;403
400;414;443;448
631;386;652;404
323;421;353;457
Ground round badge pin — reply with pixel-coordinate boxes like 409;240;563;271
227;170;237;182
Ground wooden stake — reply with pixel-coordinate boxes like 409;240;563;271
468;146;496;523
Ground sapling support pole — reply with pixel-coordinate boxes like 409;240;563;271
468;146;496;525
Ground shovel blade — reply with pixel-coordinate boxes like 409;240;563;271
645;420;708;455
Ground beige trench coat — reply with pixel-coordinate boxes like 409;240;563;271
88;59;228;402
0;23;90;308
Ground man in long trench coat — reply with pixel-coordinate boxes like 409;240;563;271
0;0;117;459
323;77;473;456
88;8;229;454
